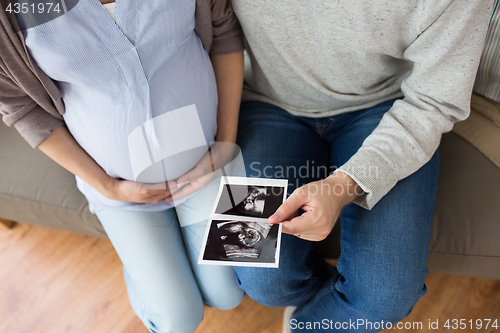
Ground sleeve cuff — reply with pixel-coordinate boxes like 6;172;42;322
335;149;398;210
12;104;64;148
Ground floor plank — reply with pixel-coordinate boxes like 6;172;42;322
1;223;499;333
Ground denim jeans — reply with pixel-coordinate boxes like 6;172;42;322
233;100;439;332
89;180;245;333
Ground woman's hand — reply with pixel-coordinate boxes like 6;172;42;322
105;178;178;204
164;142;236;202
268;171;363;241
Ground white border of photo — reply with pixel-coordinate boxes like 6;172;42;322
198;176;288;268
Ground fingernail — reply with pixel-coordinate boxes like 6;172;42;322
177;182;185;188
269;213;280;222
167;181;177;188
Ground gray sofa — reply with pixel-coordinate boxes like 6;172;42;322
1;116;500;279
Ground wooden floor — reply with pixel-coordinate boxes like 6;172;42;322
1;223;499;333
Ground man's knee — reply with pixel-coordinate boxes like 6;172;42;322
235;265;324;308
339;280;427;325
234;235;327;308
235;267;290;307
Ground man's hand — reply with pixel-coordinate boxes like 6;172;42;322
268;171;363;241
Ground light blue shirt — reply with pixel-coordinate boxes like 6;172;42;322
23;0;218;211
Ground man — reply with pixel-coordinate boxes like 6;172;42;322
230;1;494;331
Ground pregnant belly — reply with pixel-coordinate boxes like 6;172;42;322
64;103;212;183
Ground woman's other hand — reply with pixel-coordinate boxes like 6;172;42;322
164;141;237;202
106;178;179;204
38;126;178;204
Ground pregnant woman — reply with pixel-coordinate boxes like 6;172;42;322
0;0;245;332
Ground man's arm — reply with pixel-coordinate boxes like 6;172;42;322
269;0;493;241
336;0;494;210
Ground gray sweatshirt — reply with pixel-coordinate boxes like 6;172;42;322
232;0;494;209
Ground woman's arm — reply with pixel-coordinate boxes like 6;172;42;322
211;51;244;143
165;51;244;199
38;126;175;204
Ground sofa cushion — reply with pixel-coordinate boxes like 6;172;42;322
0;121;106;237
453;94;500;169
428;132;500;279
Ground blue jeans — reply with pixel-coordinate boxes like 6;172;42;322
233;100;439;332
89;180;245;333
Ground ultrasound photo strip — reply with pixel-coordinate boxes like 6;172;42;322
199;176;288;268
